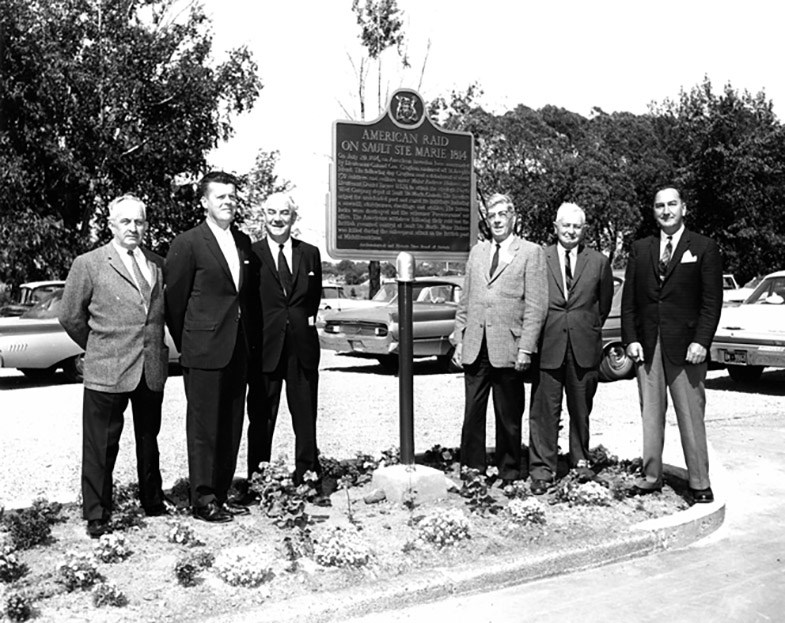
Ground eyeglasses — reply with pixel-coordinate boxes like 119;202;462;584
487;210;512;220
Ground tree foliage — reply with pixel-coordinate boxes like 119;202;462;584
431;79;785;277
0;0;262;284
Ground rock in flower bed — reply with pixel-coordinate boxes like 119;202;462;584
0;445;688;622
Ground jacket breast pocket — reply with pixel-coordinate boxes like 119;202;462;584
185;321;217;332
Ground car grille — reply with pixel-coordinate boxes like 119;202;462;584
324;321;388;337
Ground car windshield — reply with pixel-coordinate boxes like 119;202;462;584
744;276;785;305
371;282;460;305
21;290;63;319
321;286;346;299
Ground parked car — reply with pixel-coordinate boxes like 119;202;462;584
318;276;463;371
319;272;634;379
709;269;785;383
597;271;634;382
0;280;66;317
0;289;179;382
319;283;381;317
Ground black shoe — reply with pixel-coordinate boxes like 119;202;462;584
530;479;552;495
86;518;112;539
231;490;260;507
690;487;714;504
310;493;332;508
144;504;171;517
193;502;233;523
626;483;662;498
223;501;251;516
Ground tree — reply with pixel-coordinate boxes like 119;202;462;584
347;0;411;298
237;149;292;241
651;78;785;283
0;0;262;283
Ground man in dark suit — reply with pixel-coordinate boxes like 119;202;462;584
165;171;256;523
60;194;169;538
622;186;723;503
528;203;614;495
246;193;325;499
451;193;548;484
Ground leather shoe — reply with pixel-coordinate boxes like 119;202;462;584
144;504;170;517
691;487;714;504
231;490;260;507
626;484;662;498
223;501;251;516
192;502;233;523
530;479;552;495
86;518;112;539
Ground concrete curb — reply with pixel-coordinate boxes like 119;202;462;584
207;456;727;623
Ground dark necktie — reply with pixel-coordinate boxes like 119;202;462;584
565;250;573;293
489;242;500;278
128;250;151;303
659;236;673;280
278;244;293;297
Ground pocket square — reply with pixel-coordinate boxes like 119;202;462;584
243;260;249;265
308;270;315;276
681;250;698;264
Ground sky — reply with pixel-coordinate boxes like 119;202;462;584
200;0;785;257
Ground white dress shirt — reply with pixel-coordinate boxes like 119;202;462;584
206;219;240;290
489;234;516;270
113;241;152;288
660;224;685;258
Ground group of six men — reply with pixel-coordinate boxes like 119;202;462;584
59;174;722;539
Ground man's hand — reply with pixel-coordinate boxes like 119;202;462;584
626;342;645;364
685;342;707;365
451;343;463;369
515;350;531;372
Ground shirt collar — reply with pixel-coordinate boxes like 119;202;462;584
112;240;142;258
267;235;292;254
206;218;233;240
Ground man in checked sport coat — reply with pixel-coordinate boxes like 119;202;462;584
528;203;613;495
246;193;326;503
451;193;548;483
60;194;169;538
622;186;723;504
165;171;257;523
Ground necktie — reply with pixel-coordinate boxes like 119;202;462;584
489;243;500;278
659;236;673;280
128;250;151;303
565;250;573;293
278;244;293;297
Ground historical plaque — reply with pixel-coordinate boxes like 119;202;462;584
328;89;476;261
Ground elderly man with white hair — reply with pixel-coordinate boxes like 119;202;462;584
245;193;327;504
528;202;613;495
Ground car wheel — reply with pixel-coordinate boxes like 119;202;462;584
19;366;57;380
376;355;398;373
437;352;462;373
598;343;634;382
61;354;85;383
727;365;763;384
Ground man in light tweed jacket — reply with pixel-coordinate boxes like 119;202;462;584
451;193;548;483
60;195;169;538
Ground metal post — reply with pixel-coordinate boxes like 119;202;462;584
396;252;415;465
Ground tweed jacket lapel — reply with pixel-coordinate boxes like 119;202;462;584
489;235;520;284
103;242;135;288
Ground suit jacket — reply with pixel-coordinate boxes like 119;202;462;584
452;235;548;368
164;221;256;369
59;243;168;393
253;237;322;372
621;228;723;365
539;244;614;369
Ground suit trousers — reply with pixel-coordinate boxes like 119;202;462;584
82;372;164;520
183;333;247;508
246;327;319;482
529;342;598;481
460;338;526;480
635;337;710;490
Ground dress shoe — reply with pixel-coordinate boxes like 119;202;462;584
690;487;714;504
626;483;662;498
222;501;251;516
310;493;332;508
530;479;552;495
86;518;112;539
231;490;261;507
192;502;233;523
144;504;170;517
